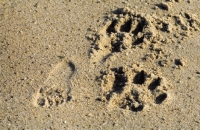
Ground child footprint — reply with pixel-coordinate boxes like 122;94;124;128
32;59;75;107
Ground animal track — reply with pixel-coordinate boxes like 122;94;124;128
99;65;171;112
87;7;200;112
33;60;74;107
88;7;200;63
89;8;160;63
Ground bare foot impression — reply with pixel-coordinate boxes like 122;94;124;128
32;59;75;107
97;64;172;112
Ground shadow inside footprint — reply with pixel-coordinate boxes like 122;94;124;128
133;70;146;85
133;36;144;45
37;97;45;107
101;53;113;62
155;93;167;104
68;61;75;72
130;104;144;112
132;20;146;35
155;3;169;11
111;67;127;93
106;20;117;34
68;61;76;78
174;59;183;66
148;77;161;91
111;40;123;52
120;19;132;32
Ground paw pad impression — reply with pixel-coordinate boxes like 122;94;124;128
99;65;171;112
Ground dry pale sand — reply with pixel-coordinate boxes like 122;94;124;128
0;0;200;129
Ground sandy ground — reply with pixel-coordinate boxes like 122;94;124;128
0;0;200;129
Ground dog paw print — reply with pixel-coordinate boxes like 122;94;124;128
90;7;160;63
99;65;170;112
32;59;75;107
88;7;200;65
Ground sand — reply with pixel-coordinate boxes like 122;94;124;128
0;0;200;129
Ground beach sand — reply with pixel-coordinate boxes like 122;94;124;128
0;0;200;129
